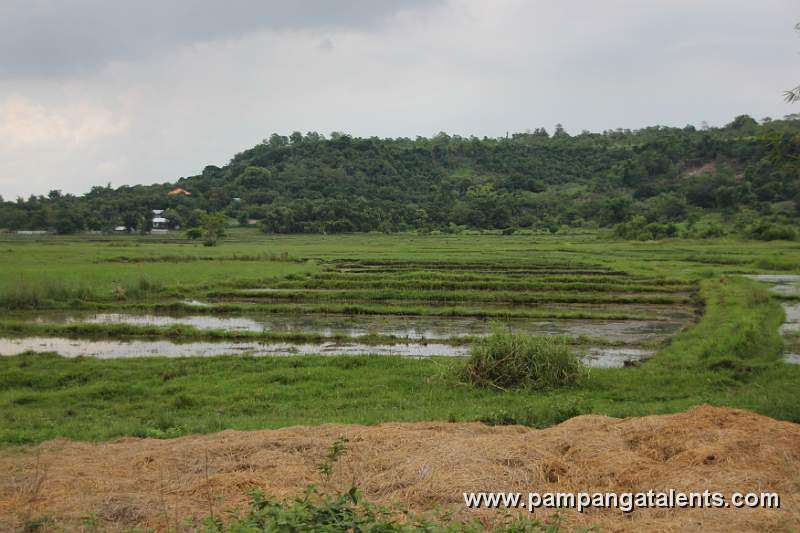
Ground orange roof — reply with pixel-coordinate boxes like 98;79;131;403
168;187;191;196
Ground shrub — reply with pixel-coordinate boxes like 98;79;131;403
613;215;678;240
748;222;797;241
461;327;584;390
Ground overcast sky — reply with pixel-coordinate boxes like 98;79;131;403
0;0;797;199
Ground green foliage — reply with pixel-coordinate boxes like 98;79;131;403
747;221;797;241
461;327;584;390
2;116;800;235
612;215;677;240
317;435;349;481
214;486;563;532
201;212;227;246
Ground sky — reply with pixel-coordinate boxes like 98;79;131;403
0;0;797;199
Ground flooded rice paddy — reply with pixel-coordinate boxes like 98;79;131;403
0;335;655;367
0;310;671;366
22;311;681;342
746;274;800;364
0;258;701;367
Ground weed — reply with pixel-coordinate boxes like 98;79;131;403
462;327;585;390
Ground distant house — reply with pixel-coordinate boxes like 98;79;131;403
113;226;127;233
168;187;191;196
151;209;169;234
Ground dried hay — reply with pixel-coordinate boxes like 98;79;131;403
0;405;798;532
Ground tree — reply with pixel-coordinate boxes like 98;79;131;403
786;23;800;102
553;123;570;138
200;212;227;246
206;187;230;211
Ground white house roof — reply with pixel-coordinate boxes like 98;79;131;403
113;226;127;231
152;217;167;223
152;209;164;215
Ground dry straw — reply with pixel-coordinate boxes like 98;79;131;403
0;405;798;532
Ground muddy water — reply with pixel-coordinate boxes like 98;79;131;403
745;274;800;364
745;274;800;298
21;312;681;343
2;307;685;367
582;347;654;368
0;336;650;367
780;302;800;364
0;337;468;358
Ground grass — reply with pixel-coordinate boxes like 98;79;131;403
0;319;632;348
0;275;797;445
461;328;585;389
144;301;652;320
0;230;797;446
212;287;690;305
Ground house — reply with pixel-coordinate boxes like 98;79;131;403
168;187;191;196
113;226;127;233
151;209;169;234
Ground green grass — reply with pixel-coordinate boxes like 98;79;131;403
1;275;797;445
0;230;797;445
138;301;651;320
0;319;631;348
461;328;585;389
212;287;690;305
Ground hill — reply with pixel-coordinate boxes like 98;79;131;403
2;114;799;239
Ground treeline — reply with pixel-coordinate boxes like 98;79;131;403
1;114;799;239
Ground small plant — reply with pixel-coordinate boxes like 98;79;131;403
317;435;349;482
462;326;584;390
215;485;565;532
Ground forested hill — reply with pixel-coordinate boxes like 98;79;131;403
2;114;800;239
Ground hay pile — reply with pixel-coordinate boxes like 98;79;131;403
1;406;798;532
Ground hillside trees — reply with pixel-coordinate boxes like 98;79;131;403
1;115;799;237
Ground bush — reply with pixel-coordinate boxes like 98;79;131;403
748;222;797;241
613;215;677;240
461;327;584;390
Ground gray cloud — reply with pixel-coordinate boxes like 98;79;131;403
0;0;797;199
0;0;439;78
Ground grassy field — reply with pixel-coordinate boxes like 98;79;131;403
0;229;799;445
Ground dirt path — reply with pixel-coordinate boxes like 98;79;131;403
1;406;798;532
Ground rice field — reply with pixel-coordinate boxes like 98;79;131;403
0;246;700;366
0;230;798;444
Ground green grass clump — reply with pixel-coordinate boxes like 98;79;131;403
462;328;584;390
0;279;95;309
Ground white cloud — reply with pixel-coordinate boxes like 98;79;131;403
0;94;126;148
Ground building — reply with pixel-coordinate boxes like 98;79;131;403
113;225;127;233
151;210;169;234
168;187;191;196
